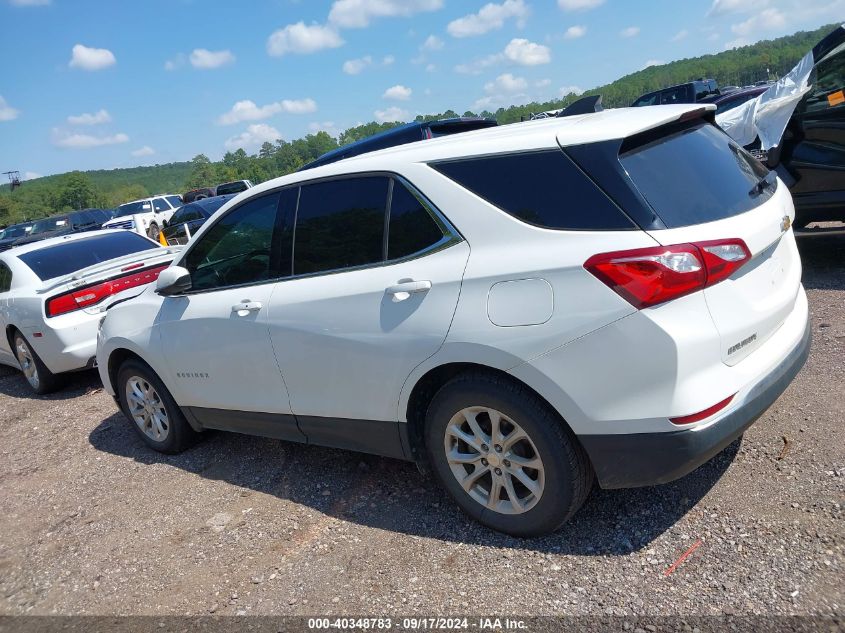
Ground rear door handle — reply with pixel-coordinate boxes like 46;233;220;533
386;280;432;302
232;301;263;315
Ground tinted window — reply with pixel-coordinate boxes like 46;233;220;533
170;204;204;225
0;262;11;292
185;192;284;291
216;181;248;195
632;92;659;107
1;224;31;239
31;216;70;234
72;211;97;227
116;200;152;217
620;122;772;228
294;177;388;275
17;233;159;281
387;180;448;259
153;198;170;212
660;86;688;105
804;48;845;114
717;92;760;114
433;150;633;230
166;196;183;208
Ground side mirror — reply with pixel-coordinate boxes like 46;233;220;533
156;266;192;296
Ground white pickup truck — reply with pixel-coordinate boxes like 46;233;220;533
102;195;184;239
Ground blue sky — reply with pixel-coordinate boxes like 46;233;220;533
1;0;842;178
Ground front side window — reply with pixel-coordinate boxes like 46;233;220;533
184;192;284;291
803;46;845;114
166;196;183;208
0;262;12;293
153;198;170;213
170;205;204;225
293;177;389;275
387;181;449;260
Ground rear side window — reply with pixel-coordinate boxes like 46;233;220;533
217;182;248;196
17;232;159;281
387;181;449;260
620;122;773;228
0;262;11;292
294;177;389;275
166;196;183;208
432;150;633;230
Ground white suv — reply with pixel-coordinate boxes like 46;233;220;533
97;105;810;536
103;195;183;239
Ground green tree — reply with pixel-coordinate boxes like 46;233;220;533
56;172;101;210
185;154;216;189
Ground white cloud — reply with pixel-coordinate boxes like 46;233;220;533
641;59;665;70
164;55;184;71
504;38;551;65
383;84;412;100
559;85;584;96
308;121;339;136
343;55;373;74
267;22;344;56
485;73;527;94
557;0;604;11
9;0;49;5
53;130;129;149
23;171;43;180
422;34;444;51
329;0;443;29
730;8;786;37
217;98;317;125
620;26;640;38
0;95;20;121
224;124;281;151
131;146;155;157
374;106;409;122
447;0;529;38
563;25;586;39
383;55;395;66
189;48;235;69
68;44;116;71
707;0;769;16
455;53;504;75
671;29;689;42
67;109;111;126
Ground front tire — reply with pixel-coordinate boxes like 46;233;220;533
117;359;198;454
424;371;593;537
13;332;63;394
146;223;160;240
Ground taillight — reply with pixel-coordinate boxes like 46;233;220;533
46;264;170;318
584;239;750;309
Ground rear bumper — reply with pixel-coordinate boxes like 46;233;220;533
579;313;811;489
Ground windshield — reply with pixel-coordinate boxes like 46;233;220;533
115;200;152;218
31;217;70;235
1;224;31;239
216;182;248;196
17;232;160;281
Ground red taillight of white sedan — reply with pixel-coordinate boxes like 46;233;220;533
584;239;751;309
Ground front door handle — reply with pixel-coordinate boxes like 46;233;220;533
386;280;432;302
232;301;263;315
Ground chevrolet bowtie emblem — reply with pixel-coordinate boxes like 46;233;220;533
780;215;792;232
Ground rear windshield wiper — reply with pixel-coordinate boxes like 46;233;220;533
749;171;777;197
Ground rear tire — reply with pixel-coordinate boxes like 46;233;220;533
13;331;63;395
424;371;593;537
117;359;198;454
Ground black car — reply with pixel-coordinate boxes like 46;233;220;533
0;221;34;252
631;79;719;107
701;86;768;115
300;117;498;170
161;194;236;245
11;208;107;247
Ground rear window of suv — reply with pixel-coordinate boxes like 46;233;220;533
619;122;774;228
17;232;159;280
431;150;634;230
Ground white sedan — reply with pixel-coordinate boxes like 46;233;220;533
0;230;180;394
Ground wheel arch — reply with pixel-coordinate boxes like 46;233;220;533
403;361;585;464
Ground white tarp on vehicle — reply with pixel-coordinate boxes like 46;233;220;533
717;23;845;150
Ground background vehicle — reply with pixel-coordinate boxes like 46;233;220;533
631;79;719;106
98;105;809;537
0;221;34;252
160;194;236;245
299;117;498;170
215;180;253;196
102;195;183;239
11;209;107;247
0;230;177;394
183;188;217;203
701;86;767;114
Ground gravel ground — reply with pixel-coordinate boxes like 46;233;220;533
0;237;842;618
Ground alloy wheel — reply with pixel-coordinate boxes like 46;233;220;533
443;406;545;515
15;339;39;390
125;375;170;442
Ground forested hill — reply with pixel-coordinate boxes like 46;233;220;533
1;22;838;226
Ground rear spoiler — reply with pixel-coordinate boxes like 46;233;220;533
557;95;604;117
37;246;182;295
